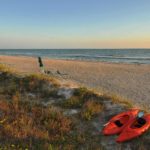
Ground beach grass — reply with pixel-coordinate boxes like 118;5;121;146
80;100;104;120
103;93;134;108
61;87;101;108
0;64;149;150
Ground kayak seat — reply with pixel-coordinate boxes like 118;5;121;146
134;118;146;128
114;120;123;127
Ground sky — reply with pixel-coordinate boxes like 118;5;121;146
0;0;150;49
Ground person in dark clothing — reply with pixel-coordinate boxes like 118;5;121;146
38;57;43;67
38;57;45;73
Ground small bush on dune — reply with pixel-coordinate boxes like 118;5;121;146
22;74;59;88
74;87;100;100
73;87;88;97
21;74;57;91
62;96;83;108
62;87;100;108
81;100;103;120
18;74;61;99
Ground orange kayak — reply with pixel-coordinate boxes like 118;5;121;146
116;114;150;142
102;109;139;135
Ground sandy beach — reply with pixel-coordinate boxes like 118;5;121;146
0;55;150;108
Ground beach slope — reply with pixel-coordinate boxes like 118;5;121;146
0;55;150;108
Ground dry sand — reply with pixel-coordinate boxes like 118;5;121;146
0;55;150;108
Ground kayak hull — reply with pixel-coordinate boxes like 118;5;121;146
102;109;139;135
116;114;150;143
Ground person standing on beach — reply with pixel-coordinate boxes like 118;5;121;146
38;57;45;73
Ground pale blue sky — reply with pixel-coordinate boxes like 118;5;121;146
0;0;150;48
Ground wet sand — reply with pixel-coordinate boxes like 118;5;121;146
0;55;150;108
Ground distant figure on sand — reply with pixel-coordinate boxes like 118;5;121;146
38;57;45;73
37;57;67;76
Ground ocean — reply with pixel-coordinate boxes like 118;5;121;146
0;49;150;64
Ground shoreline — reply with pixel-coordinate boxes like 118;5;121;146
0;54;150;65
0;55;150;108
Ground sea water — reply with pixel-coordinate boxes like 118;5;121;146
0;49;150;64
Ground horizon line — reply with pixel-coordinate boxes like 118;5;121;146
0;48;150;50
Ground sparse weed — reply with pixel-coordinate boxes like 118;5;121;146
81;100;103;120
103;93;133;108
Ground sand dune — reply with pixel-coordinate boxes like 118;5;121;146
0;55;150;108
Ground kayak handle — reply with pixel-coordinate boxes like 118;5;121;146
103;122;110;127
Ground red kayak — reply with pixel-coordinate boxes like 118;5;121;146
116;114;150;142
102;109;139;135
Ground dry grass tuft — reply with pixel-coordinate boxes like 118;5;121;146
0;69;61;100
62;87;100;108
102;93;134;108
0;64;15;73
0;97;72;147
81;100;104;120
24;73;59;87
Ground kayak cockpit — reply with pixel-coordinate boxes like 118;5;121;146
114;115;129;127
131;118;146;128
114;120;123;127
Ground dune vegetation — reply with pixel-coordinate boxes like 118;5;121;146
0;64;149;150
